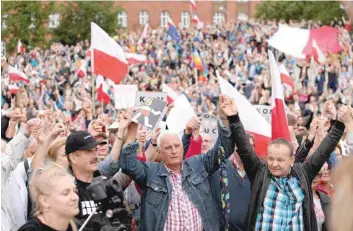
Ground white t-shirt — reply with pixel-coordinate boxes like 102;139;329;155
313;196;325;231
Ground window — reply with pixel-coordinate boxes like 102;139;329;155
160;11;169;28
237;13;248;21
1;14;8;30
213;12;225;25
181;11;190;28
117;11;127;28
49;13;60;29
139;10;149;26
29;16;36;29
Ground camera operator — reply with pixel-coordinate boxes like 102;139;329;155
65;127;131;231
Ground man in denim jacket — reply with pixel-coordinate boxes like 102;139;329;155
120;95;238;231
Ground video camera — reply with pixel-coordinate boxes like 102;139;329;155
87;176;131;231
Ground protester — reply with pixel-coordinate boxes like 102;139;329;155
18;163;79;231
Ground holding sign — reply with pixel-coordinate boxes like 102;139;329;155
200;113;218;143
135;92;167;106
132;97;167;130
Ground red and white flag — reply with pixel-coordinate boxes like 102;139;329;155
269;50;290;141
162;83;179;104
190;0;197;11
138;24;150;44
192;15;200;25
8;84;19;94
278;63;294;91
76;60;87;78
8;65;29;83
91;22;128;84
17;40;25;54
217;72;271;156
125;52;148;65
96;75;110;104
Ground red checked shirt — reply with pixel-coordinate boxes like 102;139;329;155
164;170;203;231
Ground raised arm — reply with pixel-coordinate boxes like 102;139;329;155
304;106;349;181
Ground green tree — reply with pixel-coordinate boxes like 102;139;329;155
255;1;346;25
52;2;122;45
1;1;55;52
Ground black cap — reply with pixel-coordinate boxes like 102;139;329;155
65;131;107;155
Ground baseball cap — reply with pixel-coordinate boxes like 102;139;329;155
65;131;107;155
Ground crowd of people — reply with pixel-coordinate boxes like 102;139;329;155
1;17;353;231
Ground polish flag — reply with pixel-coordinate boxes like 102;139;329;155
125;52;148;65
96;75;110;104
138;24;150;44
268;50;290;141
162;83;179;104
278;63;295;91
76;60;87;78
217;72;271;156
268;24;342;63
91;22;128;84
190;0;197;11
17;40;25;54
8;65;29;83
8;84;19;94
192;15;200;25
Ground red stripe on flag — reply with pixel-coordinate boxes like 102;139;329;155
93;49;128;84
9;73;29;83
280;73;294;90
97;85;110;104
271;98;290;141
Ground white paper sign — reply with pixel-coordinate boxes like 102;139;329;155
135;92;167;106
200;113;218;143
166;95;196;133
114;85;138;109
253;105;272;123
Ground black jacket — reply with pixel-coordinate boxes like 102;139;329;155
317;191;331;231
229;114;344;231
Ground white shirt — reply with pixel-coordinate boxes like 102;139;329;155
313;196;325;231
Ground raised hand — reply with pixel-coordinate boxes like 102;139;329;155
137;128;147;144
87;119;105;137
185;116;201;135
151;127;161;145
219;94;238;117
337;105;353;125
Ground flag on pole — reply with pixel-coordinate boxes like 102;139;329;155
96;75;110;104
17;40;25;54
8;84;19;94
278;63;295;91
193;48;208;77
138;24;150;44
8;65;29;83
167;18;181;42
91;22;128;84
268;50;290;141
162;83;179;104
192;14;200;25
190;0;197;11
217;72;271;156
76;60;87;78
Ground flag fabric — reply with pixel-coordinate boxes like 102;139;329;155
162;83;179;104
193;48;208;77
8;65;29;83
268;50;291;141
125;52;148;65
138;24;150;44
91;22;128;84
190;0;197;11
76;60;87;78
217;72;271;156
8;84;19;94
278;63;295;91
96;75;110;104
167;18;181;42
17;40;25;54
268;24;342;63
192;15;200;25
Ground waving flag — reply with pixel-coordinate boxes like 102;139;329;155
269;50;290;141
91;22;128;84
162;83;179;104
96;75;110;104
8;65;29;83
76;60;87;78
217;72;271;156
193;49;208;77
278;63;294;91
192;14;200;25
125;52;148;65
167;18;181;42
8;84;19;94
17;40;25;55
138;24;150;44
190;0;197;11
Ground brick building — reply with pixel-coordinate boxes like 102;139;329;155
115;1;260;31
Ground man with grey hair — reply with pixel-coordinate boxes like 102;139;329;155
120;95;238;231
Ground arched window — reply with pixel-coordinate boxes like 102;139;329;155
213;12;225;25
160;11;169;28
139;10;149;26
117;11;127;28
180;11;190;28
49;13;60;29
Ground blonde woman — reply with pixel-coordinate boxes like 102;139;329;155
18;164;79;231
48;137;69;169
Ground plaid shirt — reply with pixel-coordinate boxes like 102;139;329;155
164;170;203;231
255;176;305;231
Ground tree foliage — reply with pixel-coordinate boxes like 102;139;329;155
255;1;346;25
51;2;122;45
1;1;55;52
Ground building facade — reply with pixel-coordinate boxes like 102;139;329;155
114;0;260;31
